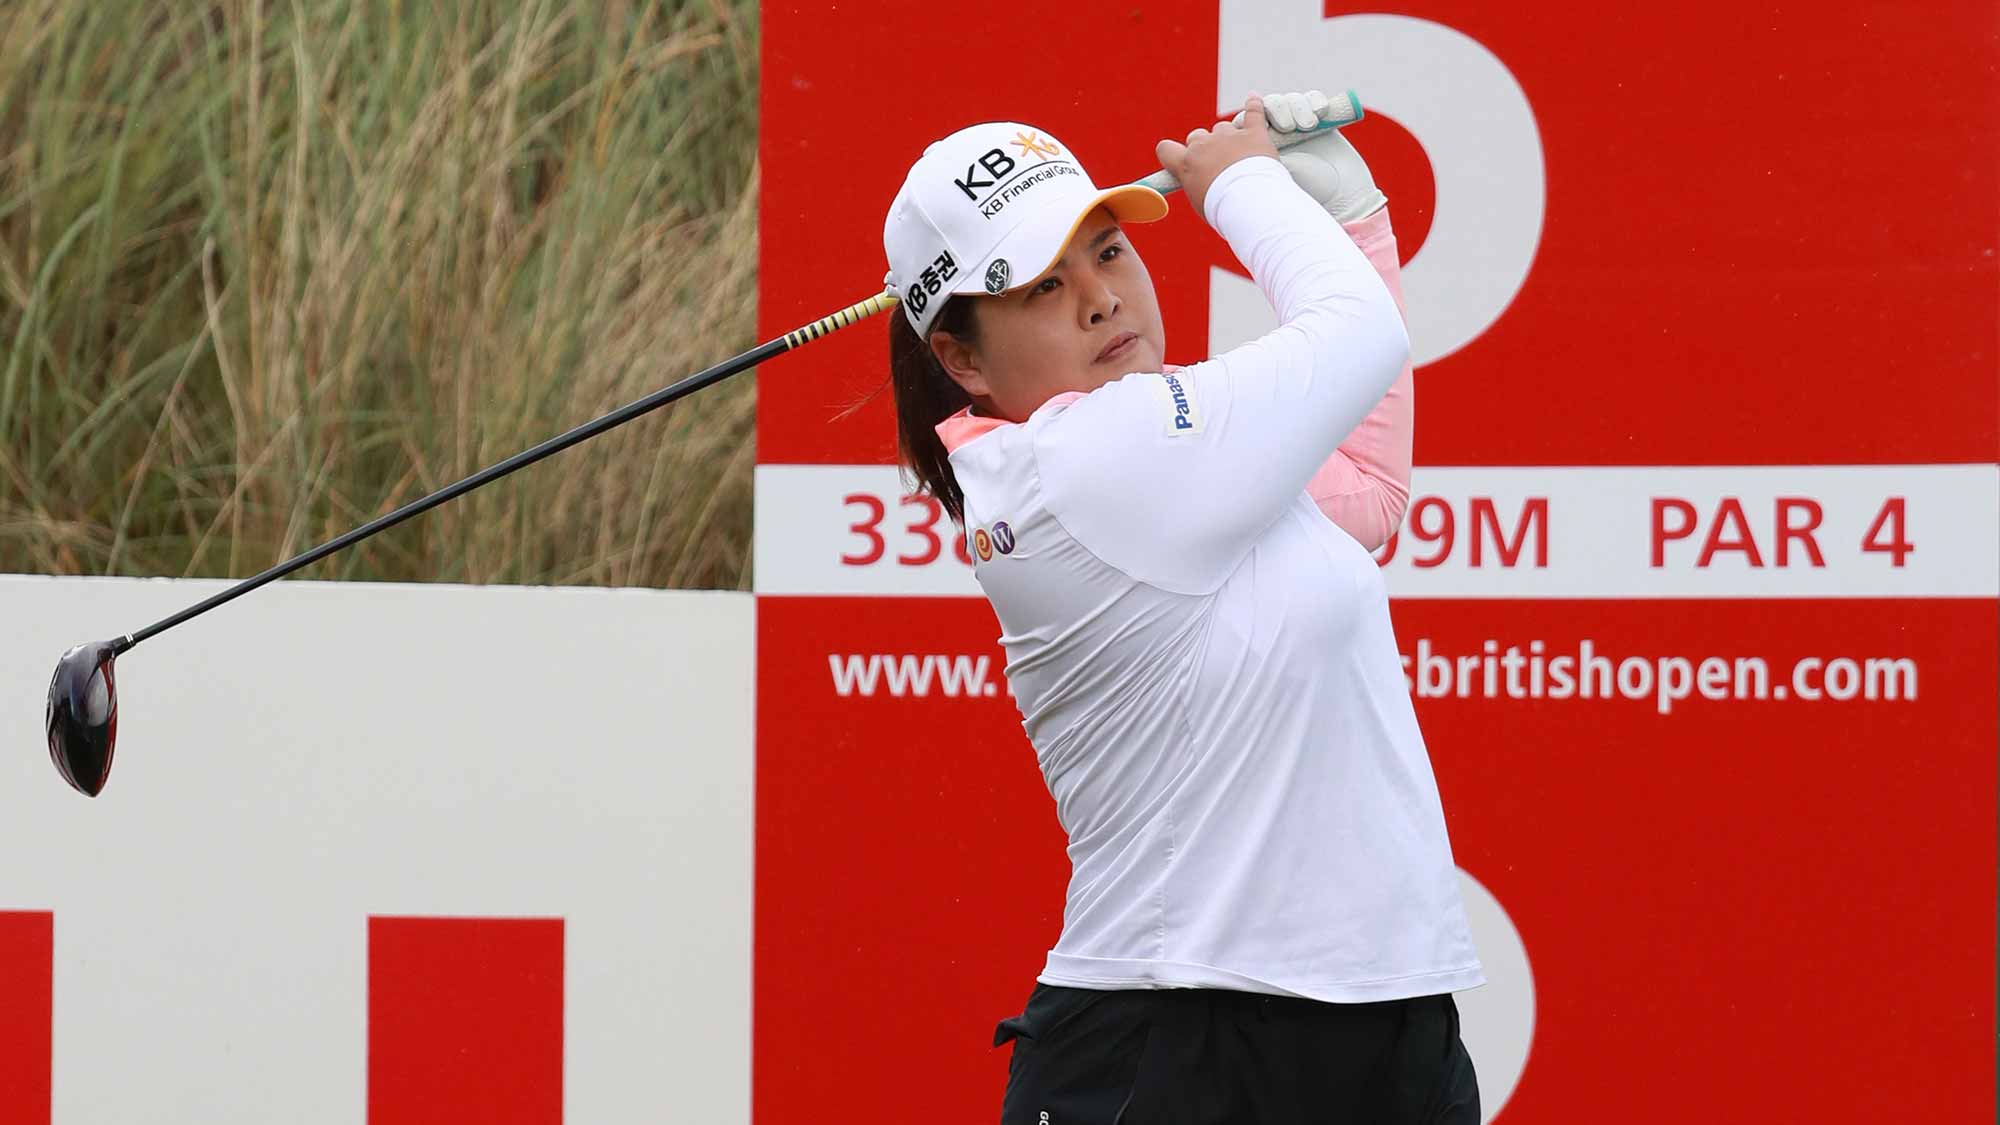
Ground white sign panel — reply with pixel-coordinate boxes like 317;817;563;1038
0;576;754;1123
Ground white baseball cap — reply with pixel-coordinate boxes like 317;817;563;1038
882;122;1169;336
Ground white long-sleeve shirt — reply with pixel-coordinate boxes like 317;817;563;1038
1300;204;1415;551
938;157;1482;1003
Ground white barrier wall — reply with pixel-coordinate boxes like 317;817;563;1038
0;575;754;1123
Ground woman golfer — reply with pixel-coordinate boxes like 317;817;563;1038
881;92;1482;1123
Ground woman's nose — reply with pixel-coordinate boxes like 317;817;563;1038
1083;279;1120;325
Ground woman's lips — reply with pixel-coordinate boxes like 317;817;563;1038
1095;331;1139;363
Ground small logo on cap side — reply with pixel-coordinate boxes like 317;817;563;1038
901;251;960;320
985;260;1011;294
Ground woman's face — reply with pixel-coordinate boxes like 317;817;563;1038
931;207;1166;422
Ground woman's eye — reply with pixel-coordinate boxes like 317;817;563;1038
1100;243;1123;263
1032;277;1061;295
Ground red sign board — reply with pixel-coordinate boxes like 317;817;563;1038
755;1;1998;1121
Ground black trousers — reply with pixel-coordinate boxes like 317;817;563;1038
995;984;1479;1124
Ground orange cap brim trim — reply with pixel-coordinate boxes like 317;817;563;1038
1005;184;1171;293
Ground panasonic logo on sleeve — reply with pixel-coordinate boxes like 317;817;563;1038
1157;372;1202;437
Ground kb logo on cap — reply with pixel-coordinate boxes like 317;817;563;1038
1011;131;1060;161
955;150;1019;203
953;131;1069;211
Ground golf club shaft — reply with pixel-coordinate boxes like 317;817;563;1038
114;291;901;654
112;92;1360;654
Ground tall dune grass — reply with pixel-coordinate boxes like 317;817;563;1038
0;0;760;589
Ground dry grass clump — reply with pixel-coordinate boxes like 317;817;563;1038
0;0;760;589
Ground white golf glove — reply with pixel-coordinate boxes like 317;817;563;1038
1233;90;1386;224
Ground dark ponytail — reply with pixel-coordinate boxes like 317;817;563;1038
889;296;980;525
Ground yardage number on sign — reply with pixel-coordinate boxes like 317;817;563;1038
839;492;974;568
754;464;1993;598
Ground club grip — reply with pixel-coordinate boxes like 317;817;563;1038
782;290;900;350
1134;89;1364;196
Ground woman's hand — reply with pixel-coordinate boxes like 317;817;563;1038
1232;90;1386;223
1154;92;1281;217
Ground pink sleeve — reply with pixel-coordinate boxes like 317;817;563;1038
1305;206;1413;551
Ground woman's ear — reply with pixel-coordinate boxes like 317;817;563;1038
930;331;991;400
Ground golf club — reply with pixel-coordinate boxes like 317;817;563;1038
45;290;898;796
44;91;1368;797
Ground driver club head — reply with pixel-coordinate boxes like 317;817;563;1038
46;640;120;797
